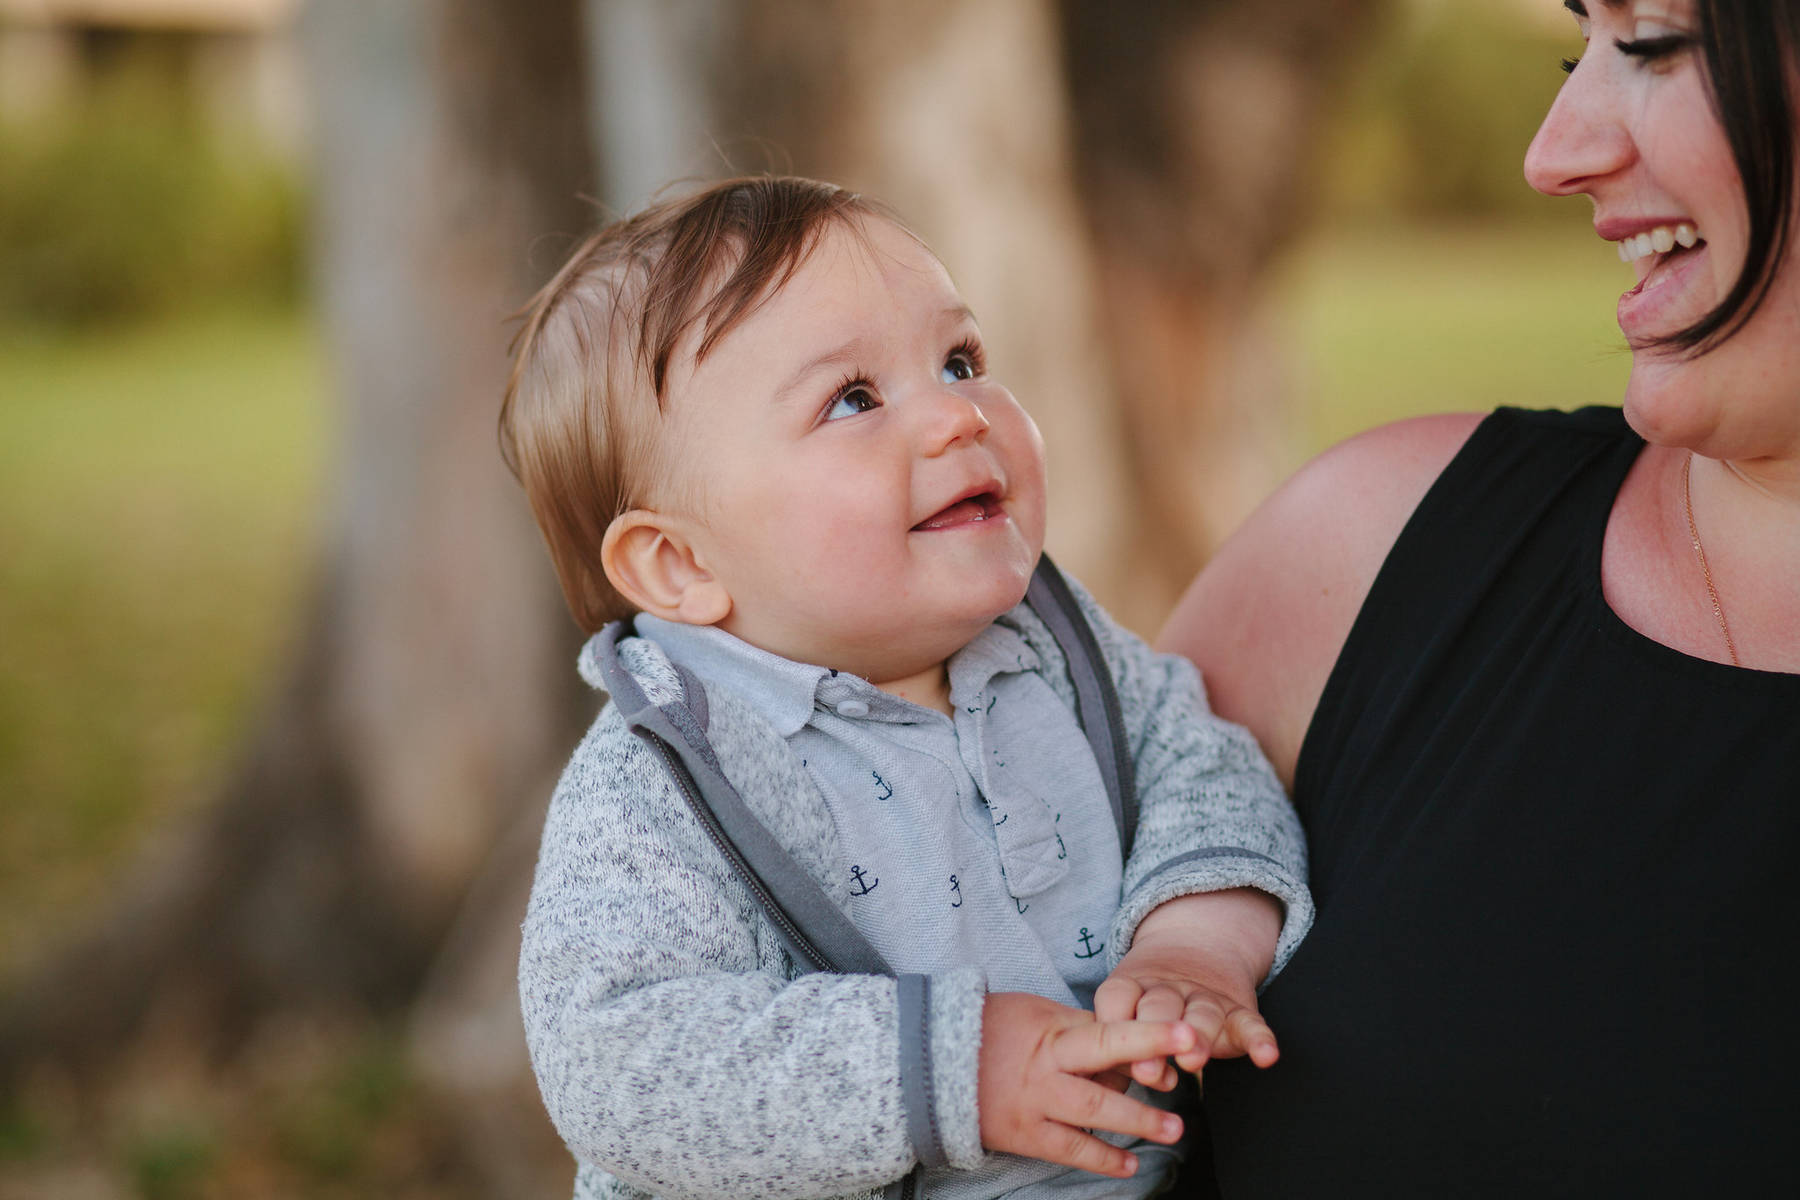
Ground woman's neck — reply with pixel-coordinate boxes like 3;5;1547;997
1687;450;1800;671
1719;452;1800;511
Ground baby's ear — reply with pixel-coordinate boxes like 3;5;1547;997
601;510;732;626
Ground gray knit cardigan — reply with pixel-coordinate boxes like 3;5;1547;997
519;578;1311;1200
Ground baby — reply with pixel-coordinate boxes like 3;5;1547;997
503;176;1311;1200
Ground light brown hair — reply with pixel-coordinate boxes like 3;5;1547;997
499;175;885;632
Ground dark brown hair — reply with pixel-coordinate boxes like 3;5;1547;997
499;176;884;632
1671;0;1800;353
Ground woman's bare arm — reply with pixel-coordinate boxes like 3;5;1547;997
1156;413;1485;790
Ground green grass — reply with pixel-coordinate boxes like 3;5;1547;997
1274;218;1633;455
0;304;327;968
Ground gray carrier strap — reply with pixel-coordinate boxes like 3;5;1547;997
1026;554;1138;857
596;622;893;977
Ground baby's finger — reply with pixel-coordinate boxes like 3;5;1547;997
1092;975;1143;1025
1055;1018;1196;1075
1221;1007;1280;1067
1129;1056;1179;1091
1132;982;1188;1025
1046;1075;1185;1147
1031;1120;1142;1180
1125;984;1188;1085
1180;992;1230;1045
1092;1067;1133;1094
1172;994;1231;1073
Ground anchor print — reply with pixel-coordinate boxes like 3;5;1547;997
1054;813;1067;860
872;771;893;802
985;695;997;714
949;875;963;908
849;865;879;896
1014;896;1030;916
1074;927;1105;959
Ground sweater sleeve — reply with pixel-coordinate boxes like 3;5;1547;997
1059;579;1313;984
518;709;986;1200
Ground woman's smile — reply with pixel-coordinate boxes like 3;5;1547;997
1616;235;1710;339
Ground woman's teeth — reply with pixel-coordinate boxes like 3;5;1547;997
1616;222;1699;263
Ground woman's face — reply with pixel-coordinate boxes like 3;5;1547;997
1524;0;1800;461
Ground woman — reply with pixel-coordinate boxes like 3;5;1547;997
1158;0;1800;1194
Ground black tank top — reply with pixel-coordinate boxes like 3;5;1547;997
1198;407;1800;1197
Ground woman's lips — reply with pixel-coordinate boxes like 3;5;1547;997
913;492;1004;531
1618;241;1709;341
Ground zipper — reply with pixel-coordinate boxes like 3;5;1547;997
650;735;834;974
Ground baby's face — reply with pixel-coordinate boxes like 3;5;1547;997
660;216;1047;683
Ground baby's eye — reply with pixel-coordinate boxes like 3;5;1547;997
941;343;984;383
823;383;881;421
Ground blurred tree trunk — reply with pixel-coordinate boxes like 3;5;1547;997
1055;0;1383;619
2;0;591;1188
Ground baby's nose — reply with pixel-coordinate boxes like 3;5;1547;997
924;389;989;452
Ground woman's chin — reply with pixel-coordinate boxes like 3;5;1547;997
1620;358;1712;451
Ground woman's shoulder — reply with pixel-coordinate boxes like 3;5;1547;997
1157;411;1485;787
1284;410;1489;523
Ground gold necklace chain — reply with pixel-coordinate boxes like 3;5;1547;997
1682;451;1741;667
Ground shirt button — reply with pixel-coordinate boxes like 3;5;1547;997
836;699;870;718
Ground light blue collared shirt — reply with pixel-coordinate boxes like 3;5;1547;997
635;614;1126;1009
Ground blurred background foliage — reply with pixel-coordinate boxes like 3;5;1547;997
1;0;1629;1195
1319;0;1576;222
0;35;303;325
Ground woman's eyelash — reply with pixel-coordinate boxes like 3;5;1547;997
1615;34;1692;59
1563;34;1690;75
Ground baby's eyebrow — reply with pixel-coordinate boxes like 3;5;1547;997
776;341;865;401
942;303;978;326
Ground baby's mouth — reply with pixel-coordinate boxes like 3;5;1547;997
913;492;1004;531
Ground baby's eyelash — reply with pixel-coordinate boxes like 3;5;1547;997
949;338;986;374
1561;55;1581;74
816;370;881;423
828;369;869;400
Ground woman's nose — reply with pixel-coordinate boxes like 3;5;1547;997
1524;61;1634;197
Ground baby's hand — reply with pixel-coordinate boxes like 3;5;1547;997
977;991;1192;1178
1094;889;1283;1091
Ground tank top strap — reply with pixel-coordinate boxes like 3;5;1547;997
1294;405;1639;814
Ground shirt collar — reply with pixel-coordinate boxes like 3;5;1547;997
947;619;1041;709
632;615;1043;736
632;615;827;737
